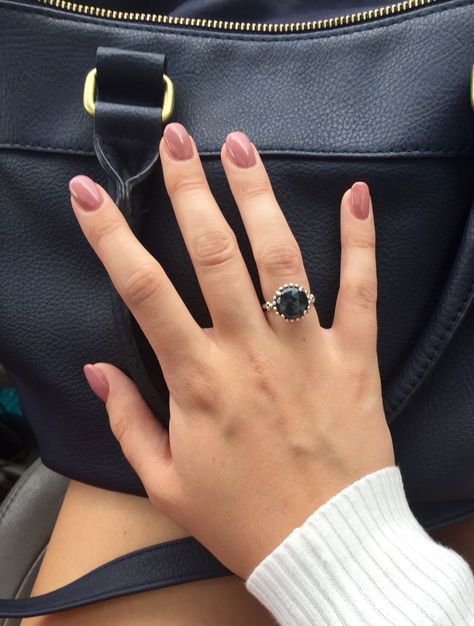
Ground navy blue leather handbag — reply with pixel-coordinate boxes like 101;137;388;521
0;0;473;616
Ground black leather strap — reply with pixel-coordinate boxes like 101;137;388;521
94;45;171;423
94;45;166;228
0;537;232;617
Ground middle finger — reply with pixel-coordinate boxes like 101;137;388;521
159;123;268;340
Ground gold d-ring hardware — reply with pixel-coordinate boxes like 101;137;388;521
83;68;175;122
471;64;474;111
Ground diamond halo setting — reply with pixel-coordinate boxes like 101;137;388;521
262;283;315;322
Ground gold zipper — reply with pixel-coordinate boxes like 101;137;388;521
35;0;441;33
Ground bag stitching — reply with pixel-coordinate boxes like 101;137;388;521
0;142;473;157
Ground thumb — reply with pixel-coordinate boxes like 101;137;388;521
83;362;175;507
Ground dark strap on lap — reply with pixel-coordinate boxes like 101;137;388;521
0;537;232;617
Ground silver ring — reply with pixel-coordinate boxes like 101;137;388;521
262;283;315;323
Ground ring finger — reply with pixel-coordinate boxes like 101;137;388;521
220;131;321;340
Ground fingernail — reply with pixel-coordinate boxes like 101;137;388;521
83;363;109;403
163;122;194;161
69;175;104;211
225;131;256;168
350;182;370;220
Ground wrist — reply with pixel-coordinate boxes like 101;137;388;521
245;465;474;625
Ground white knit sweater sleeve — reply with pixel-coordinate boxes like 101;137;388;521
245;465;474;625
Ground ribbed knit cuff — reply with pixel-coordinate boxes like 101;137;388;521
245;465;474;626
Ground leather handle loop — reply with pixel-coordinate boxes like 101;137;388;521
93;46;167;229
93;46;171;423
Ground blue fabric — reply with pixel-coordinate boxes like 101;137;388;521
0;388;34;444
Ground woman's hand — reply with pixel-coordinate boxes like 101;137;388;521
70;123;395;580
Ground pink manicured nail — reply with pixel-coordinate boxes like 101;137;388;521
163;122;194;160
69;175;104;211
350;182;370;220
83;363;109;403
225;131;256;168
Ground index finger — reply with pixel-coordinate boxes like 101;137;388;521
69;175;208;368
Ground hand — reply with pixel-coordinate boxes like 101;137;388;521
70;123;395;580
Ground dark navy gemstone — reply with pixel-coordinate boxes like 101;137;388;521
275;286;308;319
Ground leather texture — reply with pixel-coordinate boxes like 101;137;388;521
0;0;473;615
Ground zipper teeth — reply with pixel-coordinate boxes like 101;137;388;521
37;0;437;32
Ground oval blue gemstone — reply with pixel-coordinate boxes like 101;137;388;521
275;286;308;319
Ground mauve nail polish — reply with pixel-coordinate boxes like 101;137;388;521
163;123;194;160
350;182;370;220
69;175;103;211
83;363;109;403
225;131;256;168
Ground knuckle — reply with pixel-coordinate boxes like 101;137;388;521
94;218;126;255
167;175;205;198
340;278;378;311
120;262;164;308
346;359;367;382
257;242;303;276
110;411;130;448
192;229;238;268
343;357;379;401
344;234;375;251
345;366;368;401
244;344;278;402
185;366;220;415
241;179;273;202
